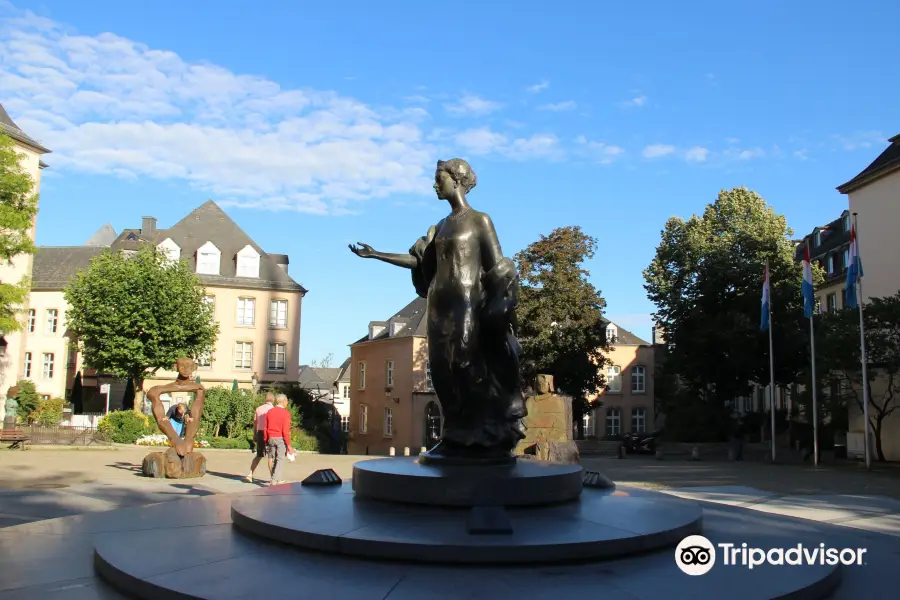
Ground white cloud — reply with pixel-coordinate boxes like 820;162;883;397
537;100;577;112
620;95;647;108
736;148;766;160
527;81;549;93
575;135;625;164
0;9;455;214
684;146;709;162
454;128;563;161
833;131;885;151
725;137;740;144
793;149;808;160
443;93;502;116
642;144;676;158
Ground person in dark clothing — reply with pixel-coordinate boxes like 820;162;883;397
165;403;192;437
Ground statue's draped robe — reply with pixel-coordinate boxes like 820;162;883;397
409;224;526;451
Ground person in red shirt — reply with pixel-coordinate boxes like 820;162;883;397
264;394;294;484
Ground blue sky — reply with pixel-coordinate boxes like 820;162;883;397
1;1;897;365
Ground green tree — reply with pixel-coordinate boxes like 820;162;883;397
819;293;900;462
514;226;610;424
13;379;39;421
64;245;218;411
0;135;39;333
644;188;817;439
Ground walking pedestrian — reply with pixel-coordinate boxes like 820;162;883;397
246;392;275;483
264;394;294;485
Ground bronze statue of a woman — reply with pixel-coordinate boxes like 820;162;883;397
350;158;526;463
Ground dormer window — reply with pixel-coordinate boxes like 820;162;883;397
390;321;407;336
606;324;618;344
843;213;850;232
813;229;821;247
236;245;261;278
196;241;221;275
157;238;180;264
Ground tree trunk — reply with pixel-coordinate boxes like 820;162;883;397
874;418;886;462
132;375;144;414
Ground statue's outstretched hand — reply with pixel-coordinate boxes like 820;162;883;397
349;242;375;258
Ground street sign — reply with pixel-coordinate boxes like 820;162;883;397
100;384;110;394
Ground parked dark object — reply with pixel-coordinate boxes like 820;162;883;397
622;431;659;455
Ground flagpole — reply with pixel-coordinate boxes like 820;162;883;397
853;213;872;470
767;260;776;462
809;312;819;467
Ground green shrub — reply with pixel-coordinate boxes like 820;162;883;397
29;397;66;426
209;437;250;450
291;428;319;452
13;379;40;421
97;410;151;444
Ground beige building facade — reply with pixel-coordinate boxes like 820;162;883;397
837;133;900;461
347;298;441;456
28;201;306;413
0;104;51;419
583;321;655;438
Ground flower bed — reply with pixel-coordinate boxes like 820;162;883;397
135;434;210;448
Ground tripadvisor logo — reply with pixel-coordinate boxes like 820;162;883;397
675;535;867;575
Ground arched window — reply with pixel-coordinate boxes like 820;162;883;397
423;401;442;449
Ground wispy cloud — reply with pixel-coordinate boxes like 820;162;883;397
575;135;625;164
454;128;563;161
642;144;676;158
404;95;430;104
444;93;503;116
620;95;647;108
684;146;709;162
527;80;549;93
833;131;885;151
537;100;577;112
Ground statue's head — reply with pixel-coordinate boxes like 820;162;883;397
6;386;21;400
175;357;195;379
434;158;476;200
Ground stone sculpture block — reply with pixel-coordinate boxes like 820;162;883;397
515;374;576;461
142;448;206;479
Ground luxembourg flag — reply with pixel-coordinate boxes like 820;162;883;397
802;246;815;318
760;262;771;331
845;225;863;309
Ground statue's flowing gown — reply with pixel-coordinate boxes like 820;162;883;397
408;212;526;451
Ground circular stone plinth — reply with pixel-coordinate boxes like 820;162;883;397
352;457;583;507
230;484;703;564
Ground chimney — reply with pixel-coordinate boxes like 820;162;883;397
141;216;157;236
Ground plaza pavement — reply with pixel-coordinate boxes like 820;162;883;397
1;446;900;539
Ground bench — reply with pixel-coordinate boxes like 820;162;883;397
1;430;29;450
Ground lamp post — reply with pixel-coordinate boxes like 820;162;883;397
251;372;259;395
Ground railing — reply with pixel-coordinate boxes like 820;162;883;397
20;425;111;446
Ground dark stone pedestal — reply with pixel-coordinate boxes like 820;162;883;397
142;448;206;479
352;457;583;507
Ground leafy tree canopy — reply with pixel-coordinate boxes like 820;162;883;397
644;187;819;405
819;292;900;461
64;245;218;403
515;225;609;414
0;134;39;333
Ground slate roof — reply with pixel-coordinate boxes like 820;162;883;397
32;247;108;290
601;318;650;346
0;102;51;154
84;224;119;247
109;200;307;293
297;365;343;390
336;357;351;382
793;211;851;285
837;134;900;194
352;297;427;345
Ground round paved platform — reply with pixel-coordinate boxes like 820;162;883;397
231;483;703;563
84;485;842;600
352;456;584;507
